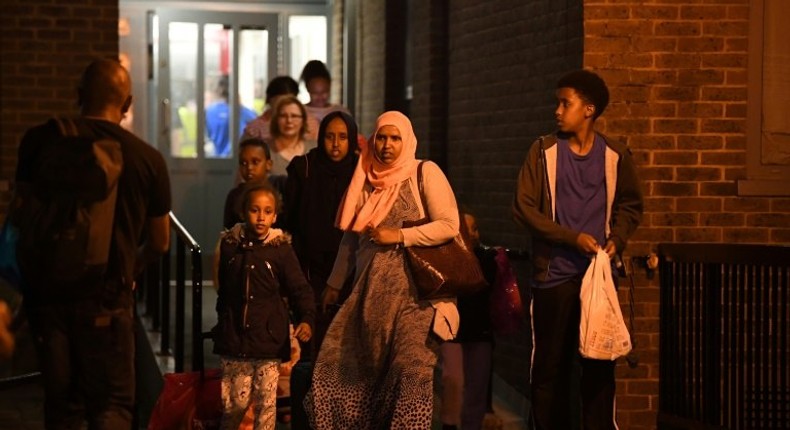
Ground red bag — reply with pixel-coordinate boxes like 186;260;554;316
148;368;222;430
489;248;524;335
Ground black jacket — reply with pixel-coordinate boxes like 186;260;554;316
213;225;315;361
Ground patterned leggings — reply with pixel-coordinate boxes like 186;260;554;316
220;357;280;430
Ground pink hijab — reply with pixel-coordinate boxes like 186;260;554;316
335;111;420;232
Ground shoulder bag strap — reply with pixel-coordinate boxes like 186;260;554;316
416;161;430;218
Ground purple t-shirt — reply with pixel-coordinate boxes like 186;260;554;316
538;134;607;288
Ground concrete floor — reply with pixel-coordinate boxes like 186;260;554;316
0;285;528;430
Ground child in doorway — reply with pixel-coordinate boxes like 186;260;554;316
223;138;273;229
212;181;315;430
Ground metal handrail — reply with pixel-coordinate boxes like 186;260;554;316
0;372;41;391
480;244;531;260
139;211;204;372
0;211;206;394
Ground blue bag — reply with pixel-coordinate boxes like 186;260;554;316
0;220;21;292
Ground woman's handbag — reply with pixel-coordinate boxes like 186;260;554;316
402;162;487;300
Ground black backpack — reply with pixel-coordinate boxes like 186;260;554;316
13;117;123;287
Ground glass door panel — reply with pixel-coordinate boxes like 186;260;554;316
157;9;278;262
289;15;328;105
204;24;234;159
239;28;269;116
168;22;198;158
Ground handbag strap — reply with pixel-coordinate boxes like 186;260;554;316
415;161;429;216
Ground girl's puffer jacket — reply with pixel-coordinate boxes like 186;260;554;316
212;225;315;361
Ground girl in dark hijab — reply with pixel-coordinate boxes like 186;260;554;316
283;111;359;429
283;110;360;313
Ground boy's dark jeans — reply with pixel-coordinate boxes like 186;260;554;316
27;298;135;430
530;278;617;430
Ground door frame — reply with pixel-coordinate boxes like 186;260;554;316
156;8;280;271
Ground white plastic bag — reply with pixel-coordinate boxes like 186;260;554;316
579;249;632;360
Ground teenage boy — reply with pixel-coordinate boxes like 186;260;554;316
512;69;643;430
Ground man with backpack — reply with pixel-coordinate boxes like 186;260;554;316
11;58;171;429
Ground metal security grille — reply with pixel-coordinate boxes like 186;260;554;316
658;244;790;430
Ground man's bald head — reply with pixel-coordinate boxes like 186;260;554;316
78;58;133;123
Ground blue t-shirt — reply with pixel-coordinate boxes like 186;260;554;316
539;134;607;288
205;102;258;158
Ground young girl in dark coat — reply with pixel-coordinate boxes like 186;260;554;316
213;181;314;430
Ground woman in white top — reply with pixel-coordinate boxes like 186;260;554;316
265;96;317;192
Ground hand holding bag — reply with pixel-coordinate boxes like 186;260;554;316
402;162;487;300
579;249;632;360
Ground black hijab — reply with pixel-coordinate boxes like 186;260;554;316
312;111;359;176
296;111;360;255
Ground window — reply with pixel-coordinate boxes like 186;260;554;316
288;15;328;105
741;0;790;195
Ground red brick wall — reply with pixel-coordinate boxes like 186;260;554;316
0;0;119;220
584;1;790;428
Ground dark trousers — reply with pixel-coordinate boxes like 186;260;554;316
530;279;617;430
27;299;135;430
461;341;494;430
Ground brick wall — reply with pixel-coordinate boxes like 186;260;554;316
355;0;386;134
445;0;584;249
583;0;790;429
0;0;119;221
410;1;449;165
407;0;585;413
408;0;788;428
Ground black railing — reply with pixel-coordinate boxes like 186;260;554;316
658;243;790;430
0;370;40;391
0;211;206;398
141;211;205;372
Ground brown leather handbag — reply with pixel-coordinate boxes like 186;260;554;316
402;162;488;300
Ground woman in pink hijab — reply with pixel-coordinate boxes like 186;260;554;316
305;111;460;429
